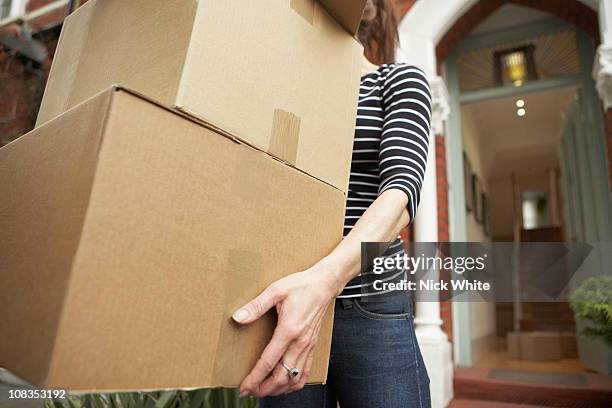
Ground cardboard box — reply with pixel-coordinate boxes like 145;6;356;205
0;87;345;391
518;332;562;362
36;0;366;193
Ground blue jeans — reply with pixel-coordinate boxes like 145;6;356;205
260;294;431;408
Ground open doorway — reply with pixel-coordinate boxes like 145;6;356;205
461;86;583;374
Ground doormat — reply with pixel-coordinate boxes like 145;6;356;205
488;369;587;386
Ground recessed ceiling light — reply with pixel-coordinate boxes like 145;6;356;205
516;99;525;108
517;108;526;117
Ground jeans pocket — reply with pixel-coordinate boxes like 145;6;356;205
352;297;412;320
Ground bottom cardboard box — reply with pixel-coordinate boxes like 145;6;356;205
0;87;344;391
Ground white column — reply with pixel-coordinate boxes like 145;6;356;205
413;76;453;408
594;0;612;107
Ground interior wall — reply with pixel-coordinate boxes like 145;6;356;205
461;105;497;362
488;170;551;238
461;105;489;243
488;177;514;239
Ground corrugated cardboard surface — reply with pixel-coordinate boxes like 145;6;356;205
178;0;362;193
38;0;197;127
0;88;344;391
0;90;113;388
35;0;363;193
319;0;366;35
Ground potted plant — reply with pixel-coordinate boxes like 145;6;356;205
570;275;612;374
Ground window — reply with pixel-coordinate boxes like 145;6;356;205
0;0;26;20
522;191;549;230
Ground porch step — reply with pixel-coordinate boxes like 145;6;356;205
449;399;545;408
454;368;612;408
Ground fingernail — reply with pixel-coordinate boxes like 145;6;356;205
239;390;248;397
232;309;249;323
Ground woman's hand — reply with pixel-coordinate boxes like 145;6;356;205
233;191;411;397
233;263;342;397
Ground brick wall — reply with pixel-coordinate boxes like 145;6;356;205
434;0;599;67
26;0;69;31
393;0;418;18
0;0;93;146
0;0;67;146
0;35;58;146
436;135;453;341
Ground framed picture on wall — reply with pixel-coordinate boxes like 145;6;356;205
474;178;484;224
463;152;474;212
482;193;490;235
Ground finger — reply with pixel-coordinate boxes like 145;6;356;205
233;283;282;324
282;330;320;396
282;327;314;380
239;322;294;393
252;361;292;397
284;310;325;394
298;312;324;385
284;339;313;394
270;326;316;395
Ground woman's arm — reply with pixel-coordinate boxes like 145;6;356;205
233;189;411;398
319;189;410;288
235;65;431;398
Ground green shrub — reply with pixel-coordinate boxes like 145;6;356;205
570;275;612;345
44;388;258;408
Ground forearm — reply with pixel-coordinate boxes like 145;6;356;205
316;189;410;296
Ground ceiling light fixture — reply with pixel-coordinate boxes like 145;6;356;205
517;108;526;117
516;99;525;108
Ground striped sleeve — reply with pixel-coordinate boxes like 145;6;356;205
378;64;432;223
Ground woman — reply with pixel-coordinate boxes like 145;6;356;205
232;1;432;406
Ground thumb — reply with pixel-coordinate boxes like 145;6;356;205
232;284;281;325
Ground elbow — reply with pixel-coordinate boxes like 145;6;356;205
399;207;411;230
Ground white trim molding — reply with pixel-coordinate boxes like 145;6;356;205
430;76;451;135
8;0;27;18
593;44;612;110
0;0;67;29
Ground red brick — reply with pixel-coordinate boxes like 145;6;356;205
393;0;418;20
435;135;452;340
437;0;600;62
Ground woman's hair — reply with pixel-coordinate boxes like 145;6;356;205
357;0;399;65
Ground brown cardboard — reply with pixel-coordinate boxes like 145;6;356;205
319;0;366;35
36;0;366;193
0;87;344;391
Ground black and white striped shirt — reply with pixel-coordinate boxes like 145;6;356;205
339;63;432;299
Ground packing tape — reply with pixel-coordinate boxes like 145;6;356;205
230;147;273;204
211;250;275;385
269;109;301;166
290;0;315;25
214;152;275;384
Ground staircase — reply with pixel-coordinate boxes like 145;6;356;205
452;367;612;408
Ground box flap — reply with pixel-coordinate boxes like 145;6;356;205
319;0;367;36
0;89;114;387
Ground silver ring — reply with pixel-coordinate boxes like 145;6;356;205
281;362;300;379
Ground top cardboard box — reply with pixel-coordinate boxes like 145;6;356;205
36;0;366;193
